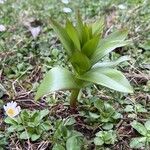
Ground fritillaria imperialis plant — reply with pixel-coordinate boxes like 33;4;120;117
35;14;133;108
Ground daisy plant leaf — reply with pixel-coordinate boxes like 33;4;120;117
35;67;82;100
144;120;150;131
78;68;133;93
130;137;146;149
131;121;147;136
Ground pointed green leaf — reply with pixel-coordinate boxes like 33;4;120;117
131;121;147;136
50;19;74;56
91;29;129;64
35;67;81;100
92;17;104;36
76;13;92;46
82;36;99;57
93;55;130;68
105;29;128;41
78;68;133;93
91;40;130;64
70;51;91;74
76;12;84;43
86;25;92;39
82;24;91;44
66;20;81;50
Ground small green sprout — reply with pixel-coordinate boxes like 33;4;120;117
35;13;133;108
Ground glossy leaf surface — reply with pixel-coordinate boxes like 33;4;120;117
78;68;133;93
66;20;81;50
91;30;129;64
35;67;81;100
50;19;74;56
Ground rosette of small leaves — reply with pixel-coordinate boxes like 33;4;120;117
94;130;117;146
130;120;150;149
35;13;133;107
5;109;51;141
84;98;123;130
52;117;84;150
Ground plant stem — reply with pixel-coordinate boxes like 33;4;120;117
70;89;80;108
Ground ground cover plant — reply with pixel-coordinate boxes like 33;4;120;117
0;0;150;149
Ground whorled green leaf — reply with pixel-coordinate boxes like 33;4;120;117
131;121;147;136
91;40;130;64
66;20;81;50
76;12;89;47
78;68;133;93
91;29;129;64
50;19;74;56
93;55;130;68
35;67;82;100
82;36;99;58
105;29;128;41
92;17;104;36
70;51;91;74
81;24;92;46
76;12;84;43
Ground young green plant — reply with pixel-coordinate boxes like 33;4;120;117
5;109;51;141
94;130;117;146
35;14;133;108
130;120;150;149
